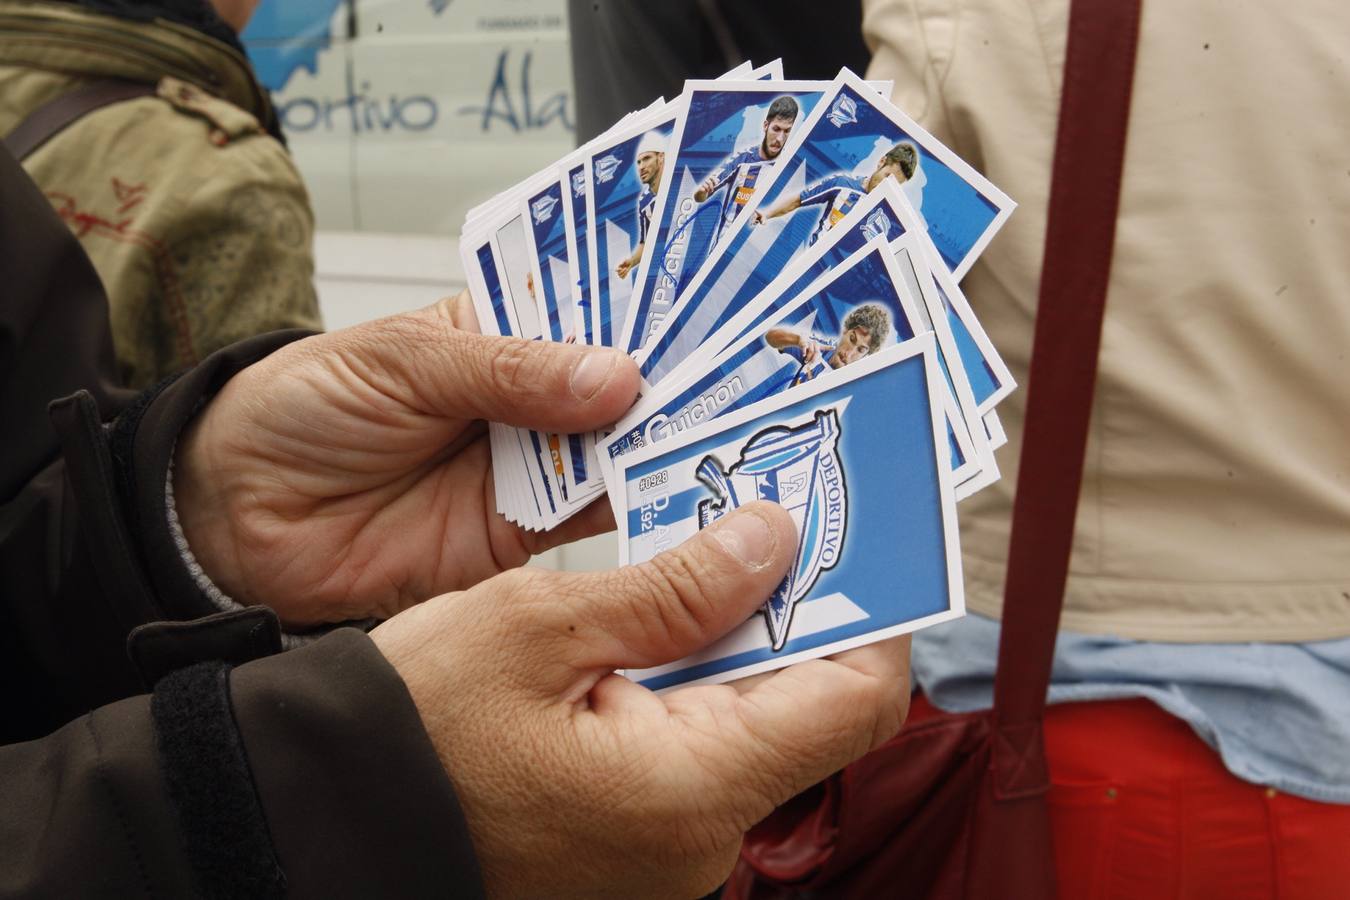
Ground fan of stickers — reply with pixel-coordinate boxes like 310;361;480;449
461;64;1019;688
460;59;781;530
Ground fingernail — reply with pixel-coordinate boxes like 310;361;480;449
711;510;778;570
570;350;617;401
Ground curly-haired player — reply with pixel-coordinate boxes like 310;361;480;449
765;301;892;385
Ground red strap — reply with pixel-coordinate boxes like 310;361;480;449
993;0;1143;736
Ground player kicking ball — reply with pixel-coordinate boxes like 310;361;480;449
751;142;918;245
615;131;667;279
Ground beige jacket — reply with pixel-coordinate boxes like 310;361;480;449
864;0;1350;641
0;1;321;389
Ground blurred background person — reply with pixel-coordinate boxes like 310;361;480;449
0;0;321;389
858;0;1350;895
567;0;869;144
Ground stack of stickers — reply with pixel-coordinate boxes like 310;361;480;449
461;63;1017;691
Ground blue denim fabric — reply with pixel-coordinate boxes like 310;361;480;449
912;613;1350;803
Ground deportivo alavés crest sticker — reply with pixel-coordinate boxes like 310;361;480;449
695;408;847;650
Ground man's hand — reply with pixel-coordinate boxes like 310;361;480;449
372;503;911;899
616;257;634;278
173;292;641;627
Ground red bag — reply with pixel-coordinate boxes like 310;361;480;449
725;0;1143;896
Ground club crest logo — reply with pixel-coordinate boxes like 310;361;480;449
531;194;559;224
595;153;622;184
862;209;892;241
827;94;858;128
571;170;586;198
695;409;847;650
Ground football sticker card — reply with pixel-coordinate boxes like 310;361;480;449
583;62;783;350
584;113;678;348
615;336;964;691
620;81;828;356
921;241;1016;414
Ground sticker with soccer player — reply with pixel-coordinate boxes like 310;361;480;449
620;81;827;356
697;179;922;358
614;335;964;691
690;181;1012;446
679;210;999;495
721;214;1017;419
637;69;1015;387
583;61;782;351
585;115;676;349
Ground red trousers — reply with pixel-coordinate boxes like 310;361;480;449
910;694;1350;899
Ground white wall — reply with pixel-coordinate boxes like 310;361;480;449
314;230;617;572
313;231;460;330
246;0;577;235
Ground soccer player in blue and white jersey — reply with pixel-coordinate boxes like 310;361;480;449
752;142;918;245
615;131;667;279
692;96;799;246
764;303;891;387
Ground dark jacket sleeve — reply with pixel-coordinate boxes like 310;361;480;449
0;629;484;898
0;146;484;895
0;326;307;741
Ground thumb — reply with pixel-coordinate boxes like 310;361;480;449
328;295;640;433
537;502;798;682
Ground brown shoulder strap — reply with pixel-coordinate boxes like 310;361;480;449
2;79;157;162
992;0;1143;740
